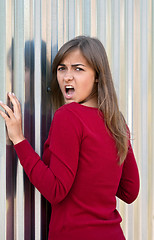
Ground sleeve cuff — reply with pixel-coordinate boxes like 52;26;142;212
14;139;40;167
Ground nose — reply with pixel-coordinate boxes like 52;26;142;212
64;70;74;82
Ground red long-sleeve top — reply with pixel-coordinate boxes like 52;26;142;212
14;102;140;240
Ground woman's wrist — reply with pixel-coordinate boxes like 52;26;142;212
12;136;25;145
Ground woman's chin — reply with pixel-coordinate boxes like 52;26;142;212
64;99;76;104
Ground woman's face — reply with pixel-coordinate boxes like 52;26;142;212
57;49;98;107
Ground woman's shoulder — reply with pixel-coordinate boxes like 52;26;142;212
56;102;98;114
53;102;99;125
50;103;83;137
53;102;83;124
55;102;83;117
56;102;80;112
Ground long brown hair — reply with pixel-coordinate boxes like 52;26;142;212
51;36;128;164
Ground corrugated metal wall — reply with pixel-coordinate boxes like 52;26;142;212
0;0;153;239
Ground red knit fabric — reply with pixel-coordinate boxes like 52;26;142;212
14;102;139;240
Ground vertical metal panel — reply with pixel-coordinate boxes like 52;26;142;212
152;2;154;238
51;0;58;59
0;0;154;239
0;1;6;239
75;0;83;36
14;0;25;239
111;0;120;96
83;0;91;35
68;0;75;39
133;1;141;238
125;1;134;239
34;1;41;240
140;0;148;239
91;0;97;36
147;1;153;240
96;0;106;46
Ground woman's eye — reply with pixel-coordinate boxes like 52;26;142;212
57;66;65;71
76;67;84;71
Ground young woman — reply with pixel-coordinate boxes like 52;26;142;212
0;36;139;240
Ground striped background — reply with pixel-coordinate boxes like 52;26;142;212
0;0;153;239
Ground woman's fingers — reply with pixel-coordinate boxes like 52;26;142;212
0;93;22;121
8;93;21;118
0;103;10;121
8;92;21;108
0;100;15;120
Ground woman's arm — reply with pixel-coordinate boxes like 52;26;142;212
0;94;82;204
116;142;140;204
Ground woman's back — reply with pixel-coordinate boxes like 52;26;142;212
44;102;139;239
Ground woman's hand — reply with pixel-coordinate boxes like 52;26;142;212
0;93;25;145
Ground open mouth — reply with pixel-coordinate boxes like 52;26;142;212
65;85;75;97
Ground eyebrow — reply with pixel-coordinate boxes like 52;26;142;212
58;63;86;67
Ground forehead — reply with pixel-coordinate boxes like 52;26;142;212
60;49;89;65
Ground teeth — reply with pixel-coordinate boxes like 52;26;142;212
65;85;74;89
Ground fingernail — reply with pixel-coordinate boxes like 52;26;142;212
12;93;15;96
0;100;3;104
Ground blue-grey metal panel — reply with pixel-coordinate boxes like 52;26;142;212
34;1;41;240
14;1;25;239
